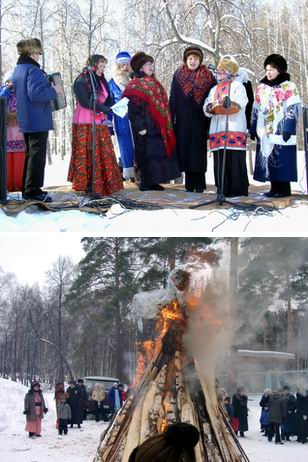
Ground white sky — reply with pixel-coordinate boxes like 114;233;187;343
0;233;85;285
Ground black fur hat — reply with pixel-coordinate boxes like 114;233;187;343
130;52;154;73
264;54;288;73
128;423;200;462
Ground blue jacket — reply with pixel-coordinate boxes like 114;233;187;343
12;59;57;133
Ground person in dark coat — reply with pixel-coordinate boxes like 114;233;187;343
224;396;234;422
295;390;308;444
108;382;123;415
24;381;48;437
123;52;180;191
281;386;296;441
251;54;302;198
169;46;215;193
12;38;61;202
259;388;272;437
232;387;248;437
77;378;88;422
267;390;286;444
66;380;82;428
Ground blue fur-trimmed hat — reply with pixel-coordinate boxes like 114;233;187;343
116;51;131;64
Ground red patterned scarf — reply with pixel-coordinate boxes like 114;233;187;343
123;76;176;157
175;64;215;105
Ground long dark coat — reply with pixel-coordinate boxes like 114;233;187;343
232;393;248;432
268;393;286;424
296;393;308;440
24;389;46;422
66;386;82;424
127;81;180;187
169;69;214;173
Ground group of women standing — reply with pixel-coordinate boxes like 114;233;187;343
69;47;301;199
8;37;302;200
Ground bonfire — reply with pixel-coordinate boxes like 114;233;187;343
93;268;249;462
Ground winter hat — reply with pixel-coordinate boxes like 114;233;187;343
31;381;41;389
183;46;204;63
217;57;239;75
77;378;84;384
130;52;154;73
68;380;76;386
264;54;288;73
128;423;200;462
3;71;14;84
116;51;131;64
17;38;42;56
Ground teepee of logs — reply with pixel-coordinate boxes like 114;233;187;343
93;269;250;462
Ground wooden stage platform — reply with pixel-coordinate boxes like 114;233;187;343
1;183;307;216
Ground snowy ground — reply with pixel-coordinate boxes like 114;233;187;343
0;378;107;462
1;153;307;233
0;378;307;462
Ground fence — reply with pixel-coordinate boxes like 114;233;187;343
219;369;308;394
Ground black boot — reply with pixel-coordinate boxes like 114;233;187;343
29;432;35;438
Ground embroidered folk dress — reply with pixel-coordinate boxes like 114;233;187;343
203;80;249;196
252;80;301;183
68;80;123;196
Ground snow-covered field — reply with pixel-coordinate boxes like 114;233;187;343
0;378;307;462
1;153;307;233
0;378;107;462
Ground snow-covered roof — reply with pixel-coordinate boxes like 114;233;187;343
238;350;295;360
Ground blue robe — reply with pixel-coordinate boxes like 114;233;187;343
109;78;134;177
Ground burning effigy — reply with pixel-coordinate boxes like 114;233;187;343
94;266;250;462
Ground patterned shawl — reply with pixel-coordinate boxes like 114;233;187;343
123;75;176;157
175;64;215;105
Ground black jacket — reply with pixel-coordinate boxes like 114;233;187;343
73;72;112;114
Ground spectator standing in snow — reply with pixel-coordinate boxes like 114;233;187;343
92;383;105;422
281;385;296;441
251;54;302;198
295;389;308;444
23;381;48;438
77;378;88;422
56;393;71;435
259;388;272;437
224;396;234;422
108;382;123;415
66;380;82;428
231;386;248;437
169;46;215;193
267;389;286;444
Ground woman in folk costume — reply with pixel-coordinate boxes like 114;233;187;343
251;54;302;198
123;52;180;191
68;54;123;196
108;51;135;180
0;71;26;192
24;381;48;437
170;46;216;193
203;57;249;197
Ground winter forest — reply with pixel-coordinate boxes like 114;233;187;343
1;0;308;160
1;237;308;388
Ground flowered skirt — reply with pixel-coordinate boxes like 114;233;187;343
68;124;123;196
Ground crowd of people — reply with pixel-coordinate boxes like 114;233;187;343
1;37;302;202
23;379;126;438
219;385;308;445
